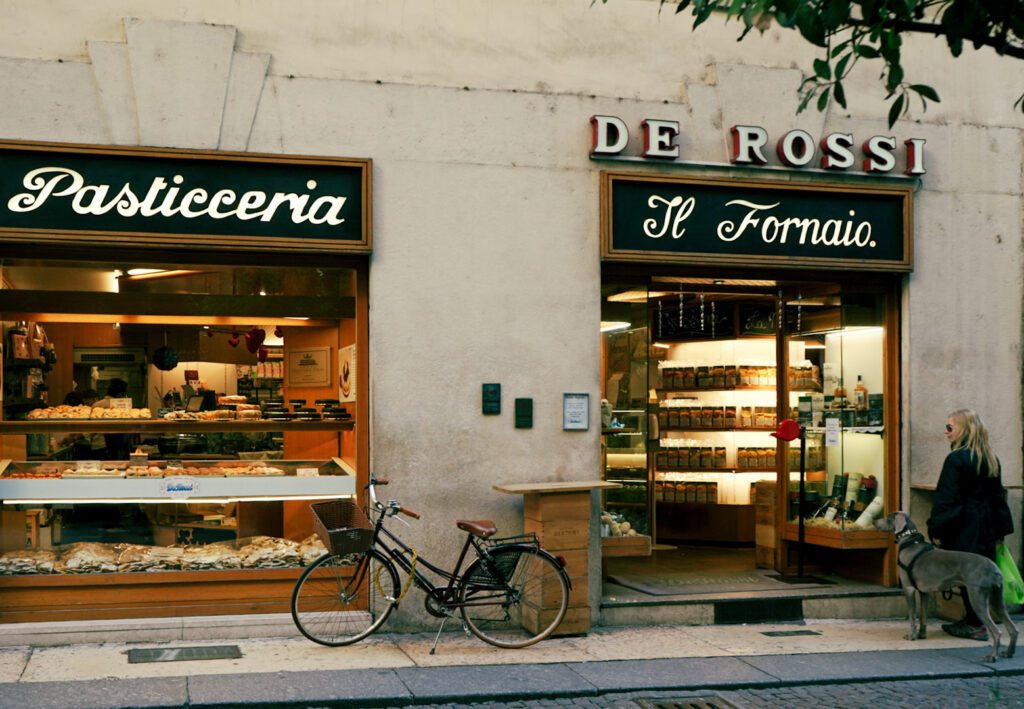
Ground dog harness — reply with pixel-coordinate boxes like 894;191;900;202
895;528;935;590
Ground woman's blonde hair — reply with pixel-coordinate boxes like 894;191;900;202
948;409;1000;477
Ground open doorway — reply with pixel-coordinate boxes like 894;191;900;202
600;275;895;598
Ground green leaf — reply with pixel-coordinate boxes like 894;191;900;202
855;44;880;59
814;58;831;80
798;89;815;113
796;9;827;46
886;63;904;93
817;87;831;111
834;52;852;79
830;40;849;58
820;0;851;29
833;81;847;108
909;84;940;102
693;2;716;28
675;0;692;13
887;93;905;128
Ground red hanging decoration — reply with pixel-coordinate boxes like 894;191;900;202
228;331;240;348
274;325;283;338
257;345;269;363
244;327;266;354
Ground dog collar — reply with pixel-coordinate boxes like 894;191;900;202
895;528;926;548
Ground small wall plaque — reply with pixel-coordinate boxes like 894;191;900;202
515;398;533;429
562;392;590;431
482;383;501;415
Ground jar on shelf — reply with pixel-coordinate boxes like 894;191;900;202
725;406;737;427
711;406;724;428
701;406;714;427
682;367;696;389
696;366;709;389
677;405;691;428
725;365;738;388
712;365;726;387
714;446;727;467
700;446;713;469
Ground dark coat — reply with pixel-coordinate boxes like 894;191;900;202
927;447;1014;559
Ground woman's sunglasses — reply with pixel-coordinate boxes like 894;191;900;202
945;424;954;433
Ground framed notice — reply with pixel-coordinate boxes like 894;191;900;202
287;347;331;387
563;392;590;431
338;344;356;403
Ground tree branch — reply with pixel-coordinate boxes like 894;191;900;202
849;19;1024;59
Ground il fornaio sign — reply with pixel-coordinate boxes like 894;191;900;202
591;115;926;175
601;172;913;272
0;142;371;252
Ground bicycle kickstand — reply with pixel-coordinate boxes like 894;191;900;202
428;616;448;655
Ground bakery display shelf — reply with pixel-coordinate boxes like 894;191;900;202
657;385;822;394
782;523;890;549
655;465;774;471
804;425;884;435
0;419;354;434
0;475;356;502
660;426;776;432
0;457;356;502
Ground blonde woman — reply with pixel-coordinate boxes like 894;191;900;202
928;409;1014;641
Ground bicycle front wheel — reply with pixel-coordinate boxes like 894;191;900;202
291;549;399;646
459;545;569;649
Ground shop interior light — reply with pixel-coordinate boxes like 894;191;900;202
283;316;309;320
600;321;631;333
825;326;884;339
652;342;671;349
123;269;202;280
606;290;670;303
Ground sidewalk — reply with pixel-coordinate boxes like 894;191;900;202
1;615;1022;708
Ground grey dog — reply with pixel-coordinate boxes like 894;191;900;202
875;511;1018;662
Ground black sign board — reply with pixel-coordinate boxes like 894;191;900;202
602;172;912;271
0;141;371;253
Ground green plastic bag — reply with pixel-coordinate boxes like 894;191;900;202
996;543;1024;605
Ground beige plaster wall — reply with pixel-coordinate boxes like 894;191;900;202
0;1;1021;627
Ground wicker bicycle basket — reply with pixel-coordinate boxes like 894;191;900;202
311;500;374;556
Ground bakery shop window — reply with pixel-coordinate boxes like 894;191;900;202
0;259;361;576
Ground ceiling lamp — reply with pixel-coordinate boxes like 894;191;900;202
607;290;670;303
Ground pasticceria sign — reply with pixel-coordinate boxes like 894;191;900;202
0;141;371;253
593;117;916;272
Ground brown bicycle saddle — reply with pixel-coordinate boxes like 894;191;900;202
456;519;497;539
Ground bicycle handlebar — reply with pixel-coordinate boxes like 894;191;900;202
399;505;420;520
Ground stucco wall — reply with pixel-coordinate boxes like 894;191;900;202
0;1;1021;627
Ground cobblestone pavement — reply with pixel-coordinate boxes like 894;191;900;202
382;674;1024;708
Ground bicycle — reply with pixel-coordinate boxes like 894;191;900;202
291;475;571;653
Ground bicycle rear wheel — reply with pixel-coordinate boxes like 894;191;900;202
291;549;399;646
459;545;569;649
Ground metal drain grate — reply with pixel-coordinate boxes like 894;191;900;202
761;629;822;637
127;645;242;664
635;697;741;709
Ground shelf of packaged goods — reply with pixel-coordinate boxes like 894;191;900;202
2;358;46;369
804;426;884;435
0;420;353;434
657;468;777;475
0;473;357;502
660;426;776;433
657;386;822;394
782;522;890;549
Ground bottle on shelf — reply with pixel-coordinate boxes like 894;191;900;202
854;375;868;410
833;378;847;408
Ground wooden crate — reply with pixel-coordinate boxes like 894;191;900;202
601;533;651;557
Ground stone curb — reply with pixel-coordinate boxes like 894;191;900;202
3;647;1024;708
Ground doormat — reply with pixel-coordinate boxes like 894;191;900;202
765;573;836;585
606;572;829;596
127;645;242;663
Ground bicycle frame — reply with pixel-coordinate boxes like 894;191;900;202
351;499;505;611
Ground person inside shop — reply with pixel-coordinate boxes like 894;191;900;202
95;378;133;460
927;408;1014;641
